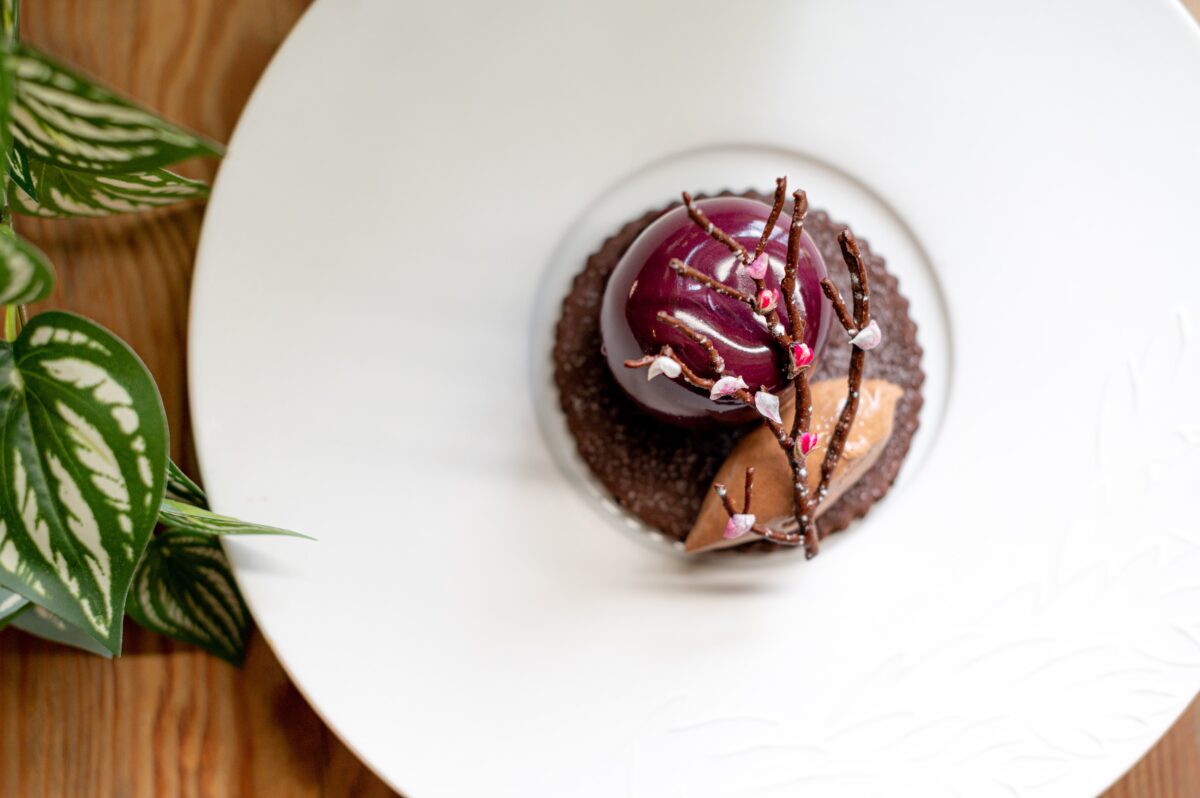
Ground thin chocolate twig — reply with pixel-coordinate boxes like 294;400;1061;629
644;178;878;558
815;346;864;509
791;371;813;449
821;277;857;334
714;481;741;518
643;345;717;392
713;476;804;546
783;190;812;441
770;187;820;557
623;339;785;439
814;229;872;510
656;311;726;374
653;314;789;445
669;259;755;310
751;177;788;261
839;229;871;328
623;348;730;399
781;190;808;346
742;467;755;513
682;189;788;345
682;192;750;262
789;367;820;556
762;528;804;546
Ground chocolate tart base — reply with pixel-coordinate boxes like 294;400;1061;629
552;191;925;552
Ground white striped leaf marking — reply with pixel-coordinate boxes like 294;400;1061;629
0;40;13;171
165;460;208;509
7;44;221;174
6;142;36;199
10;603;113;656
126;531;248;665
0;231;55;304
0;311;167;654
0;585;27;628
158;498;310;539
8;154;209;218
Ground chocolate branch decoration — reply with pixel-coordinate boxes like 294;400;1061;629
623;177;881;558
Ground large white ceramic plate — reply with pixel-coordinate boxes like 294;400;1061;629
190;2;1200;796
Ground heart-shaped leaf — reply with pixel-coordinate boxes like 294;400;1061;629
0;585;27;628
0;311;168;654
158;498;310;539
9;602;113;656
126;531;248;665
0;230;55;304
7;44;221;174
8;153;209;218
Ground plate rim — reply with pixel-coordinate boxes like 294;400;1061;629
187;1;1200;795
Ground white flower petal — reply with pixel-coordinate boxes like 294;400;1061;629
724;513;756;540
754;391;782;425
850;319;883;350
744;254;769;280
709;375;748;400
647;356;682;381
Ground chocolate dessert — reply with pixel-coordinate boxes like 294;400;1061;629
553;179;923;556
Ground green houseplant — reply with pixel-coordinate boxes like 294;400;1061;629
0;0;301;664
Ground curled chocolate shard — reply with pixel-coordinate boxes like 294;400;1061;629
685;379;903;554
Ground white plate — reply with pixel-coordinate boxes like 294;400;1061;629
189;1;1200;796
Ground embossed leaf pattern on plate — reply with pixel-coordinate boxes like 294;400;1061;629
628;316;1200;798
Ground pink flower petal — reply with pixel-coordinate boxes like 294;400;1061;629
754;391;782;425
744;253;769;280
850;319;883;350
723;513;756;540
709;375;748;400
791;342;813;369
799;431;820;455
647;356;682;381
756;288;780;313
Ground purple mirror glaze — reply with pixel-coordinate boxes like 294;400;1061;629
601;197;832;426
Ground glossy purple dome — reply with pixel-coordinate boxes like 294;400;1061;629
601;197;832;426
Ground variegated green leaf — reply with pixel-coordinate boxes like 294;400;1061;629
10;602;113;656
0;585;27;628
127;530;248;665
8;44;221;174
0;311;168;654
8;155;209;218
0;38;13;165
158;498;309;538
0;230;55;304
166;460;207;509
6;143;35;199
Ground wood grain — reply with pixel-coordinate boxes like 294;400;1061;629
1;2;390;797
0;2;1197;796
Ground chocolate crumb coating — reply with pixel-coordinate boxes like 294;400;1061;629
552;191;924;552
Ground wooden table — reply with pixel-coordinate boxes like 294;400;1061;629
1;2;1197;795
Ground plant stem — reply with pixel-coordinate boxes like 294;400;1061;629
1;0;18;40
1;0;16;234
2;0;27;333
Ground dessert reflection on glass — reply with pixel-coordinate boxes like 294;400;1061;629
554;177;924;558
